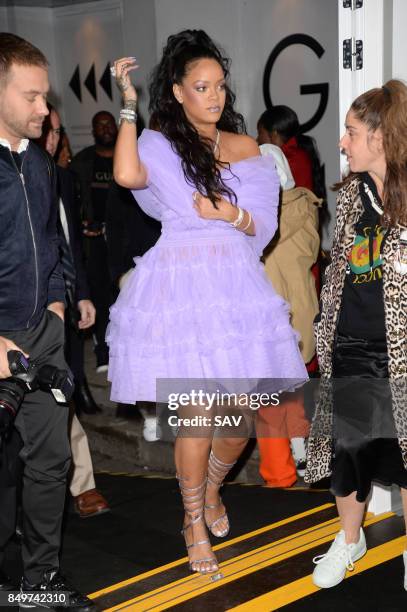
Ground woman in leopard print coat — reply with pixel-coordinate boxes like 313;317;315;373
306;80;407;591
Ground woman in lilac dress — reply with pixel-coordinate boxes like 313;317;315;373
109;30;307;575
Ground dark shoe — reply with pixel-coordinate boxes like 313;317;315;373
95;348;109;374
74;489;110;519
20;570;95;610
115;403;142;420
0;568;16;590
73;380;101;415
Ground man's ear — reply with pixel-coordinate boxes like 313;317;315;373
173;83;183;104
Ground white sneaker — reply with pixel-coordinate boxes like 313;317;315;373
295;459;307;478
312;528;367;588
290;437;307;477
403;550;407;591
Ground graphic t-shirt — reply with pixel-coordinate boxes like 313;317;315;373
91;154;113;223
337;173;387;340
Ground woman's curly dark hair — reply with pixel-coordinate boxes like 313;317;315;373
149;29;246;207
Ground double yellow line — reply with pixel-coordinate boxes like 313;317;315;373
231;536;406;611
89;503;335;601
92;506;397;611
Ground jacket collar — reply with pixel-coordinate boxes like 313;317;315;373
0;138;29;153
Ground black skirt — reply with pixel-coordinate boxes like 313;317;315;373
330;333;407;502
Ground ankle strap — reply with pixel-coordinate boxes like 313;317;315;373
207;450;236;487
177;476;206;520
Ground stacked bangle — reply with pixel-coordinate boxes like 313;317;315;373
119;108;137;125
230;207;251;231
230;207;244;228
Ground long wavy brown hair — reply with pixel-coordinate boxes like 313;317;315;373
335;79;407;227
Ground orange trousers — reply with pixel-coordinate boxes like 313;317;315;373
256;388;310;487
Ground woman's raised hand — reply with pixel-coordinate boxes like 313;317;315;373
111;57;139;100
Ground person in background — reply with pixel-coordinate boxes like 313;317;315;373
257;105;326;200
39;104;110;518
70;111;118;372
56;127;73;168
256;143;321;486
257;105;326;311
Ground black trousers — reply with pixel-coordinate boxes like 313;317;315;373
0;310;71;583
64;314;85;385
85;236;112;364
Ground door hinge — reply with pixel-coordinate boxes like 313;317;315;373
343;38;363;70
343;0;363;8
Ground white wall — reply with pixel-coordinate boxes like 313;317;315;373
51;0;157;153
121;0;157;126
392;0;407;82
3;6;59;100
53;0;124;153
0;7;9;30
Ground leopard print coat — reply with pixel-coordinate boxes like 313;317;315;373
304;177;407;484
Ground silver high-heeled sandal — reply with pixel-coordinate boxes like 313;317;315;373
403;549;407;591
205;451;236;538
177;476;219;574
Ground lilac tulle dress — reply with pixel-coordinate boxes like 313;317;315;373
107;129;307;403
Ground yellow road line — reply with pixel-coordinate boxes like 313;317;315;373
101;512;393;611
230;535;406;611
89;503;334;599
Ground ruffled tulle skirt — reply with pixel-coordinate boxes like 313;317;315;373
107;232;307;403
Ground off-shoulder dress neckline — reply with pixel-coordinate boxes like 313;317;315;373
142;128;263;168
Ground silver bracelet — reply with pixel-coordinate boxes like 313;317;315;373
239;211;252;231
230;206;244;228
123;99;138;111
119;108;137;125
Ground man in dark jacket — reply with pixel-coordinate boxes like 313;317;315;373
0;33;93;609
70;112;117;372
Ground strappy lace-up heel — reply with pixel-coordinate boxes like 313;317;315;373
177;476;219;574
204;451;236;538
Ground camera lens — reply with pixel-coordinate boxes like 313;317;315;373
0;383;25;420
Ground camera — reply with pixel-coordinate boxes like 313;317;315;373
0;351;74;441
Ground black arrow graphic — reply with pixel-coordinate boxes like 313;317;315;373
84;63;97;101
69;65;81;102
99;62;113;100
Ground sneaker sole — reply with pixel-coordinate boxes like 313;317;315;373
312;545;367;589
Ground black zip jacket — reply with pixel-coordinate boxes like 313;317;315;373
0;142;65;331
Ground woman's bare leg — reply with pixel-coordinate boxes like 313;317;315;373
205;402;254;535
336;492;366;543
205;436;249;534
175;419;216;573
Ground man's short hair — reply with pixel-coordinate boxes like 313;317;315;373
0;32;48;85
92;111;115;130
